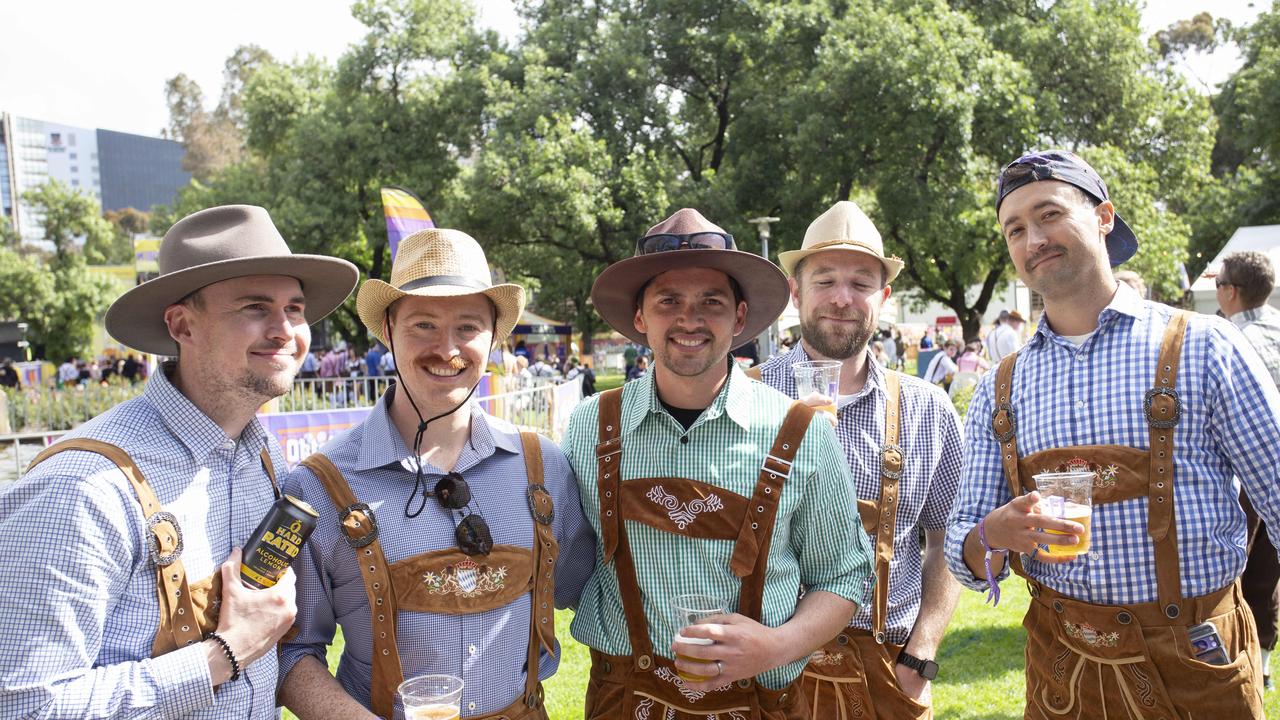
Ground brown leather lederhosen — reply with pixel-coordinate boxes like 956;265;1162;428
990;311;1263;719
300;430;556;720
26;439;282;655
799;371;931;719
582;387;813;720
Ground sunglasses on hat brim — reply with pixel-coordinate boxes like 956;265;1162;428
636;231;734;255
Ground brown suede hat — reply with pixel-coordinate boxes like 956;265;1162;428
105;205;359;356
590;208;788;346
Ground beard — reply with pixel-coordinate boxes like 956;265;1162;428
800;308;876;360
238;365;296;399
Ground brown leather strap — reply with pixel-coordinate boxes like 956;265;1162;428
27;438;206;654
260;448;281;500
868;371;903;643
1150;311;1189;617
594;388;624;565
990;352;1026;577
302;453;401;720
736;401;814;621
519;431;556;711
744;366;763;381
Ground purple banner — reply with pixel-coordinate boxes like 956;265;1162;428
258;408;371;467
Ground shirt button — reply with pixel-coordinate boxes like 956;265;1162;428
1076;400;1086;408
467;702;476;711
680;436;689;445
1089;551;1101;560
221;440;235;451
1076;354;1086;362
468;644;477;656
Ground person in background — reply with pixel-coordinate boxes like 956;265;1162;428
923;339;959;389
955;339;989;375
121;354;142;385
625;355;648;381
987;310;1025;363
0;359;19;389
1115;268;1147;298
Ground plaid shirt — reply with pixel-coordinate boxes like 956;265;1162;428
946;284;1280;604
1231;304;1280;389
0;365;286;719
756;346;963;643
280;391;596;717
561;365;872;690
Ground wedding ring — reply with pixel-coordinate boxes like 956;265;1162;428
715;660;724;677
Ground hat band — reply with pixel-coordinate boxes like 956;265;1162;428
398;274;490;293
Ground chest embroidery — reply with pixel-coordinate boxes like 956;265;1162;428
809;650;845;667
1063;621;1120;648
422;558;508;597
1040;458;1120;489
651;666;733;703
647;486;724;530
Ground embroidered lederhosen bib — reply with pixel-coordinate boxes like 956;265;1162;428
798;371;930;720
991;311;1263;719
301;431;556;720
583;387;813;720
26;439;282;656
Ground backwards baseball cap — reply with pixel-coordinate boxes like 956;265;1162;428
995;150;1137;267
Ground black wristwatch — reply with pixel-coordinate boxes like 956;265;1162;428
897;650;939;681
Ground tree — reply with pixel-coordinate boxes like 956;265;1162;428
21;181;116;267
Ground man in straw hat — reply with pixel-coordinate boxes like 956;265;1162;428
278;228;595;719
560;207;872;719
750;201;962;717
946;150;1280;717
0;205;358;718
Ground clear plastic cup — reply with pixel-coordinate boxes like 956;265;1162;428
793;360;842;414
1034;470;1094;558
399;674;463;720
670;593;726;682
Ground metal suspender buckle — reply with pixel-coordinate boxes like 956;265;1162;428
1144;387;1182;429
991;403;1017;443
764;454;794;478
879;443;905;480
527;484;555;525
146;511;184;566
338;502;379;548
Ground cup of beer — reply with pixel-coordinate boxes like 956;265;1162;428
1034;470;1094;558
793;360;842;415
399;674;463;720
670;593;727;682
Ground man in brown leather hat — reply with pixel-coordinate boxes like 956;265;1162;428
0;205;358;718
561;207;872;719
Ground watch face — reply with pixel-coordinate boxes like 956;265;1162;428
920;660;939;681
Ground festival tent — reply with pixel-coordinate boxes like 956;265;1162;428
1189;225;1280;314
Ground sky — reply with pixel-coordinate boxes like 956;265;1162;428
0;0;1266;138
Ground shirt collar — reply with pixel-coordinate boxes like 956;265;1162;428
1029;282;1141;348
354;386;515;472
621;360;750;434
145;362;264;461
1230;304;1279;328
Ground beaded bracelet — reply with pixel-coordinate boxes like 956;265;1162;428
206;632;241;682
978;516;1009;607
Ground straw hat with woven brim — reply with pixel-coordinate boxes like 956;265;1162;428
104;205;359;356
357;228;525;346
590;208;789;347
778;200;904;283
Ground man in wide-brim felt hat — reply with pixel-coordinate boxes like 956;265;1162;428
560;207;873;719
0;204;358;718
278;228;595;720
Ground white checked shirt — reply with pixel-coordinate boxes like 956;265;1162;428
946;284;1280;604
1231;304;1280;389
0;365;287;719
756;347;963;643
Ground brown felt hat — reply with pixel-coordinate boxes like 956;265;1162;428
590;208;788;346
105;205;358;356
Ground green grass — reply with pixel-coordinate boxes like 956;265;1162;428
285;583;1280;718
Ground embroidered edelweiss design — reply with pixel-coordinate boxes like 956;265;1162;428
422;558;508;598
647;486;725;530
653;666;732;702
1096;463;1120;488
1063;621;1119;648
809;650;845;666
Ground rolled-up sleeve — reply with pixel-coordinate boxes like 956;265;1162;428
278;466;339;684
0;471;213;719
792;416;873;605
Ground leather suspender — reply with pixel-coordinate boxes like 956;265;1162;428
868;371;903;643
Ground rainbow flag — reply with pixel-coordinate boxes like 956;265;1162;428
380;186;434;260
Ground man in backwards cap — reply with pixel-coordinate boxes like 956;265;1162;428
278;228;594;719
945;150;1280;716
0;205;358;718
561;208;872;719
752;201;963;718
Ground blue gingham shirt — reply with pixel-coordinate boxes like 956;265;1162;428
0;364;287;719
756;346;963;643
280;390;596;717
946;284;1280;604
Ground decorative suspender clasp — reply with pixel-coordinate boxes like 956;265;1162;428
146;511;184;566
338;502;379;548
879;442;905;480
991;402;1018;443
763;454;794;479
1143;387;1182;429
527;484;555;525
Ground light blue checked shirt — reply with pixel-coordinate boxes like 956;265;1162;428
946;284;1280;604
562;365;872;690
756;346;963;643
1231;304;1280;389
280;389;596;717
0;364;287;719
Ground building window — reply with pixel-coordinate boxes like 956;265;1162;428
91;152;97;160
68;133;76;146
70;166;78;173
69;152;77;160
71;179;79;186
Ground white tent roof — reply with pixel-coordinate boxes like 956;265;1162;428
1190;224;1280;314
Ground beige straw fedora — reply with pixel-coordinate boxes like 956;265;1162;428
104;205;359;356
591;208;789;346
777;200;904;283
356;228;525;346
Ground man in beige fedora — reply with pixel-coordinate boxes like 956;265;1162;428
0;205;358;718
278;228;595;720
752;200;962;718
561;207;871;719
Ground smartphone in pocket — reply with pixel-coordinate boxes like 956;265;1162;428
1188;621;1231;665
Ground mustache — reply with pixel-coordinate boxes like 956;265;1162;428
250;344;296;354
1027;245;1065;269
419;356;468;370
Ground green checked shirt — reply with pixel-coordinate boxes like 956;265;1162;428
561;364;873;689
